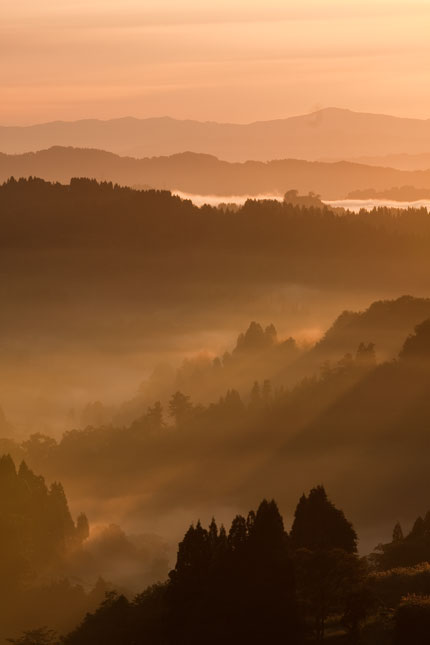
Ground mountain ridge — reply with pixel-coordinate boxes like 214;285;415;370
2;146;430;199
4;107;430;130
3;108;430;161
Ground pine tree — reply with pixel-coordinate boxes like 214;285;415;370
392;521;404;542
76;513;90;543
168;392;193;426
146;401;164;430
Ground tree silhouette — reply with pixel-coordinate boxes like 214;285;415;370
291;485;357;553
168;392;193;426
393;522;404;542
291;487;365;641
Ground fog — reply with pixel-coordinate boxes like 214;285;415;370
3;179;430;642
0;282;394;437
174;190;430;211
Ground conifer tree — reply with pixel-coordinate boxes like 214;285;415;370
291;485;357;553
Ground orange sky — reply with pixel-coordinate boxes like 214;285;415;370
2;0;430;124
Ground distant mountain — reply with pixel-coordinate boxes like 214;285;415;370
2;108;430;162
348;153;430;172
347;186;430;201
2;147;430;199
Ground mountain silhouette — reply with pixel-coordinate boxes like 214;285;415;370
3;108;430;162
2;147;430;199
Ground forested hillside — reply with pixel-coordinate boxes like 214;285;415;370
2;147;430;198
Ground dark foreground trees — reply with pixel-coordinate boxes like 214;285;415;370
394;595;430;645
291;487;370;642
62;488;368;644
168;499;299;644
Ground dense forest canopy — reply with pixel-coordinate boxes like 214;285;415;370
1;177;430;290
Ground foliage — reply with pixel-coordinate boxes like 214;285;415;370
7;627;58;645
64;491;369;644
370;563;430;607
373;512;430;570
291;485;358;553
394;594;430;644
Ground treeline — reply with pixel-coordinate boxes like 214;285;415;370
58;487;365;644
0;457;111;643
4;314;430;538
14;487;430;644
374;512;430;571
348;185;430;201
84;296;430;428
1;177;430;291
0;454;88;574
0;337;378;510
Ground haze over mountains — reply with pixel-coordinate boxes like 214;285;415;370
6;0;430;640
3;147;430;199
3;108;430;163
349;153;430;172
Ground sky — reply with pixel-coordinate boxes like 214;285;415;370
2;0;430;125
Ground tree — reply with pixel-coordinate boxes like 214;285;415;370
64;592;131;645
21;434;57;465
234;321;276;353
76;512;90;543
291;487;365;641
167;522;211;644
146;401;164;431
393;522;404;542
48;482;76;546
249;381;262;410
295;548;366;642
356;342;376;365
167;500;299;644
394;594;430;645
168;392;192;426
264;323;277;345
225;500;299;644
374;509;430;569
291;485;357;553
248;500;297;639
283;189;299;203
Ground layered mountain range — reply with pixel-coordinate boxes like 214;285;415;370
2;108;430;163
2;147;430;199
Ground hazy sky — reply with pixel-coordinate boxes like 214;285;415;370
2;0;430;124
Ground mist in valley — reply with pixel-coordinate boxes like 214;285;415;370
4;1;430;642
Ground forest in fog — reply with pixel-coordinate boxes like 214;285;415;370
4;1;430;639
1;177;430;643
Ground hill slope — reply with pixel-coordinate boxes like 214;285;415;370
2;147;430;199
